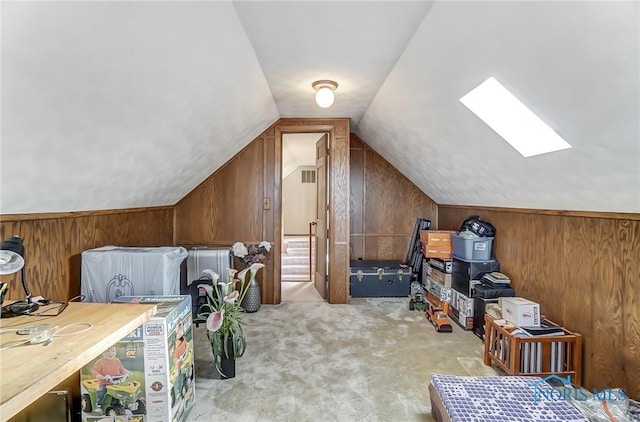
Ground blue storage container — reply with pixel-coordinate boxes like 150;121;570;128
451;234;494;261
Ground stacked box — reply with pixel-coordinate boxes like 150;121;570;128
450;290;474;330
501;297;541;327
421;259;431;289
420;230;455;259
80;296;195;422
428;257;452;274
426;277;451;303
428;266;452;288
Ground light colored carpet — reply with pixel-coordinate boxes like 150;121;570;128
281;281;323;302
187;297;499;421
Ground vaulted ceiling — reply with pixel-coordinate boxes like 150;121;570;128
2;1;638;214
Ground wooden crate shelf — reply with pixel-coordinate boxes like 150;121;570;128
483;314;583;387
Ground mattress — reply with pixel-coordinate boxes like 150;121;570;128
430;374;589;422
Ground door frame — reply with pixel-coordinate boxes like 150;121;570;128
273;119;350;304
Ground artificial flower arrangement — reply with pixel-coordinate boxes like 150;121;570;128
196;263;264;376
232;241;272;269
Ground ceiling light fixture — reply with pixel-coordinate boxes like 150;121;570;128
312;80;338;108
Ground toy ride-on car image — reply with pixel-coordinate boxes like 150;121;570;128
426;301;453;333
81;373;146;416
170;340;195;407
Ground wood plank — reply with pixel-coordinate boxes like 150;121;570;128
622;219;640;399
350;145;364;235
0;302;157;420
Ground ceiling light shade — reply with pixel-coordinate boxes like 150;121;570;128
312;80;338;108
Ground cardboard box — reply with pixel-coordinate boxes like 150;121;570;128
421;244;452;259
428;257;452;274
421;259;430;289
457;294;474;318
448;290;474;330
501;297;540;327
419;230;456;247
428;266;452;288
420;230;455;259
426;277;451;303
80;296;195;422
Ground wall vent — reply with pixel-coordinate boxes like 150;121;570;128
301;170;316;184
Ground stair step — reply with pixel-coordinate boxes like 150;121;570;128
281;274;310;281
286;244;310;251
282;256;309;265
284;248;312;257
281;265;310;275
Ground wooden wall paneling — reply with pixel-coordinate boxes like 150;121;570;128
364;236;393;260
350;235;364;260
175;140;265;245
579;218;625;391
621;219;640;399
173;174;217;244
509;214;567;324
328;121;350;304
364;149;394;234
263;131;278;304
350;142;364;237
362;235;412;260
350;139;364;261
353;133;438;261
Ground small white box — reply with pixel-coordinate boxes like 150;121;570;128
501;297;540;327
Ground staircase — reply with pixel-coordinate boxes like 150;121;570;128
282;236;313;282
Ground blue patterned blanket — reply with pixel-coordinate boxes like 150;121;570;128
431;374;589;422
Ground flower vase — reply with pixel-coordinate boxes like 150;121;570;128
217;357;235;379
213;338;235;379
241;279;261;313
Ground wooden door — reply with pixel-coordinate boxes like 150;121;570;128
314;134;328;299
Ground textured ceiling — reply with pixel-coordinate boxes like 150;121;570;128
2;1;639;214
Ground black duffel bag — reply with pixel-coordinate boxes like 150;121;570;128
460;215;496;238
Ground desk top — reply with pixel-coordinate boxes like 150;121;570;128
0;301;157;420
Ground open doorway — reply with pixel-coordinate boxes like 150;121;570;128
281;133;324;302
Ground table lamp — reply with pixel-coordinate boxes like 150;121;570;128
0;235;39;315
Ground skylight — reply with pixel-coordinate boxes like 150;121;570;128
460;77;571;157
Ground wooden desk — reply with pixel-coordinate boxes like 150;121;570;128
0;301;157;420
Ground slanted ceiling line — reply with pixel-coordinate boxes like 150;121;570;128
438;205;640;222
0;206;175;223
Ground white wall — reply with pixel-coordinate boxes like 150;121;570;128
282;166;316;235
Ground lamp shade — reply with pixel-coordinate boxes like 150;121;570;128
312;80;338;108
0;237;25;275
315;87;335;108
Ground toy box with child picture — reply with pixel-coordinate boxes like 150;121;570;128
80;295;195;422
